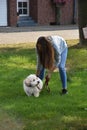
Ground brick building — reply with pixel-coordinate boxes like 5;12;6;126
0;0;78;27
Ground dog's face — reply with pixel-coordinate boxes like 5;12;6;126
24;74;42;87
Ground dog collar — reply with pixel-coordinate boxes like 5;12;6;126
36;86;42;91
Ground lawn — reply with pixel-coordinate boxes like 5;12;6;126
0;40;87;130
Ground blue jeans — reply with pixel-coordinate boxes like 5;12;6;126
38;48;68;89
58;47;68;89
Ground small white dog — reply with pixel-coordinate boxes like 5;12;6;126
23;74;43;97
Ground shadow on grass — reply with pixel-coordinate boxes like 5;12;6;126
69;42;87;49
0;109;23;130
23;115;87;130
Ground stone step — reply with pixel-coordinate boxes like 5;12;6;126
19;16;32;21
17;16;38;27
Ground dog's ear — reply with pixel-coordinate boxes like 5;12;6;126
24;78;30;86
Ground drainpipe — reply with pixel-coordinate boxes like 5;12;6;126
73;0;77;24
55;5;61;25
7;0;10;26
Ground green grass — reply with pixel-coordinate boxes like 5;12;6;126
0;41;87;130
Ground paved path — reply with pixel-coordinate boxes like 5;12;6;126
0;25;79;44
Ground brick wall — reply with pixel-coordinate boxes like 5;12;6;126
60;0;73;24
30;0;38;22
37;0;74;25
37;0;55;25
8;0;17;26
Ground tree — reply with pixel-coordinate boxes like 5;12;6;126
78;0;87;44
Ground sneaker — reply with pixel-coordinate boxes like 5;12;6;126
62;89;68;95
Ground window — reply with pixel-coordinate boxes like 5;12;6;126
18;2;28;15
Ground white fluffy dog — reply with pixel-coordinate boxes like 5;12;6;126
23;74;43;97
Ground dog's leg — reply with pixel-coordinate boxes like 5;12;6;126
26;91;32;96
34;92;39;97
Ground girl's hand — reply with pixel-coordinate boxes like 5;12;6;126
36;70;40;77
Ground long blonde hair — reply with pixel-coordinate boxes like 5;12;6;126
36;36;54;70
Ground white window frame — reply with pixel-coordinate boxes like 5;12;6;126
17;0;29;16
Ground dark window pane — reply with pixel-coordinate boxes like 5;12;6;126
23;9;27;14
18;2;22;7
19;9;22;14
23;2;27;7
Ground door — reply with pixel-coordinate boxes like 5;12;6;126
0;0;7;26
17;0;29;16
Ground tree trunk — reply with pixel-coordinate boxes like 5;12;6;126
78;0;87;44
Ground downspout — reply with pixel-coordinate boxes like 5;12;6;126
7;0;10;26
73;0;77;24
55;5;61;25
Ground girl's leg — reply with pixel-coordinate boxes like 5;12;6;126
58;48;68;89
38;67;45;80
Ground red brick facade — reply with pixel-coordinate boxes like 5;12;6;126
30;0;74;25
7;0;76;26
61;0;73;24
29;0;38;22
8;0;17;26
37;0;55;25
